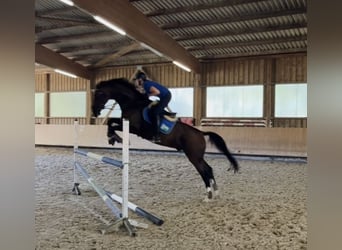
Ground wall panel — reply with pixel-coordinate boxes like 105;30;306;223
275;54;307;83
35;125;307;157
49;73;88;92
202;58;266;86
95;63;196;88
272;118;307;128
35;73;47;92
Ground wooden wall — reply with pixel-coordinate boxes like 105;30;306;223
34;53;307;156
275;55;307;83
95;63;197;87
201;53;307;127
202;58;266;85
35;124;307;157
35;53;307;128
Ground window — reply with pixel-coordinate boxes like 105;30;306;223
275;84;307;117
206;85;263;117
35;93;45;117
169;88;194;117
50;92;86;117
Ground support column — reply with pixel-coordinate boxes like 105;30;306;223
264;58;276;127
193;72;206;126
45;73;51;124
89;75;97;124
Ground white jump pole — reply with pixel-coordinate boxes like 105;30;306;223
105;190;164;226
121;119;129;220
72;119;81;195
72;119;163;234
72;119;136;236
75;161;122;219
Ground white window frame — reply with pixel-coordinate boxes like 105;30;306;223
275;83;307;118
49;91;87;117
206;85;264;118
35;92;45;117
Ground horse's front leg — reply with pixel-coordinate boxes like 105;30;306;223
107;118;123;145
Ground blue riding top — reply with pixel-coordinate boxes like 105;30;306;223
143;80;170;98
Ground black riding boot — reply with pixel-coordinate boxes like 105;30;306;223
151;115;161;143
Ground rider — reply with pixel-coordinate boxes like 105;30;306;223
134;71;171;143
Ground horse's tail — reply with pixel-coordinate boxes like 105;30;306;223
203;131;239;173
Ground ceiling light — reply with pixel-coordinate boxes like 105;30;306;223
94;16;126;36
58;0;74;6
54;69;77;78
172;61;191;72
140;43;163;57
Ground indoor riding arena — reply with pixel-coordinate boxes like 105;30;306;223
35;0;307;249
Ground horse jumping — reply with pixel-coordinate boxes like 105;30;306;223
92;78;239;200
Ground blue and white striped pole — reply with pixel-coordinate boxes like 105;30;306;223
74;149;123;169
105;190;164;226
75;162;122;219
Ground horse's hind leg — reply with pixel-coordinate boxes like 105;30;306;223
188;157;218;200
182;135;218;200
201;160;219;200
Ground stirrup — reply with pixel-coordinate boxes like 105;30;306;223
151;135;161;143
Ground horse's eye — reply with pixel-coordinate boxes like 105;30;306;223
95;91;106;98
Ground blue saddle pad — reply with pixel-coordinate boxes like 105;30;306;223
143;107;176;135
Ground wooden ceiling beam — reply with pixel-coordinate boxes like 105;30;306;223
72;0;201;73
36;6;76;16
35;44;94;80
35;15;97;26
94;42;141;67
56;41;128;53
36;31;113;44
72;49;152;62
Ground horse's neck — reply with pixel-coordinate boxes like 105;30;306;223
108;88;148;110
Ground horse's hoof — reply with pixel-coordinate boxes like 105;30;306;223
204;183;219;202
204;187;215;202
108;138;115;145
208;190;213;199
203;196;215;203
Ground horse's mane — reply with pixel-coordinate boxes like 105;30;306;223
96;77;150;106
96;78;134;90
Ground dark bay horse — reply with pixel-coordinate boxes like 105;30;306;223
92;78;239;200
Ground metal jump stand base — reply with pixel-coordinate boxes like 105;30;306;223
72;182;143;237
72;183;81;195
100;217;136;236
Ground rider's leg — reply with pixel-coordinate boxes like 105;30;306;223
150;93;171;143
151;110;161;142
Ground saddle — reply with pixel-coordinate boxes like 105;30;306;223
143;102;177;134
148;101;177;120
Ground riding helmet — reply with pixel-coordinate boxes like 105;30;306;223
134;71;146;81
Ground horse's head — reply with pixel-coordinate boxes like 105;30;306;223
92;78;152;117
92;88;110;117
